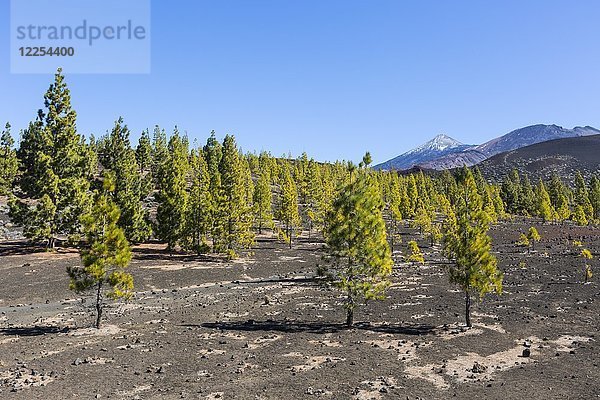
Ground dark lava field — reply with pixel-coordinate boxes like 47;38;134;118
0;221;598;399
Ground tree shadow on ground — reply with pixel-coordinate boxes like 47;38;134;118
234;275;325;286
192;319;435;335
0;241;77;257
0;326;69;336
131;245;228;263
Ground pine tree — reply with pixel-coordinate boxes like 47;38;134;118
99;118;151;243
136;128;154;199
406;174;418;218
276;164;300;248
253;165;274;234
136;129;153;173
322;154;392;327
548;173;570;221
520;174;536;216
203;131;223;251
517;233;530;248
588;176;600;222
412;202;439;246
151;125;169;187
406;240;424;264
527;226;540;251
581;248;593;283
535;179;555;223
217;135;254;257
490;185;506;220
500;169;521;215
317;167;336;235
574;171;593;220
386;176;403;253
156;129;190;252
0;122;18;195
67;173;133;329
443;168;503;328
11;68;91;248
295;152;310;204
304;159;323;238
574;205;588;226
482;186;498;223
183;150;212;254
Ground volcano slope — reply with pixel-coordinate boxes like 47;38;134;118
0;221;598;400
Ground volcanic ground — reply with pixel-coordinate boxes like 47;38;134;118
0;221;598;399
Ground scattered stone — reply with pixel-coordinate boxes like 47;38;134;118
472;362;486;374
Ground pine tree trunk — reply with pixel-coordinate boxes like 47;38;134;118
346;308;353;327
95;281;103;329
346;287;354;327
465;291;472;328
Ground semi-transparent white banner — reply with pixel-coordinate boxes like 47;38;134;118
10;0;151;74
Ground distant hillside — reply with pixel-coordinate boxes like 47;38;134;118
374;134;474;170
477;134;600;183
377;124;600;171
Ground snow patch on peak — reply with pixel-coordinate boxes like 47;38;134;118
409;134;464;154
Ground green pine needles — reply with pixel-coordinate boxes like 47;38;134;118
322;153;393;327
67;173;133;329
443;168;503;328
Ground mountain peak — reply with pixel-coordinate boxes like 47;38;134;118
412;134;464;153
374;134;472;171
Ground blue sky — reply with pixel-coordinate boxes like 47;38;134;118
1;0;600;163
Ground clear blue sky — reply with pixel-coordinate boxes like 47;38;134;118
1;0;600;164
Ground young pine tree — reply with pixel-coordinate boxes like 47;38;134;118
406;240;424;264
12;68;91;248
517;233;530;248
322;154;393;327
581;248;593;283
527;226;541;251
67;173;133;329
0;122;18;195
443;168;503;328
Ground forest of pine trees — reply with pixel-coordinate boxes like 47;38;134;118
2;69;600;326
